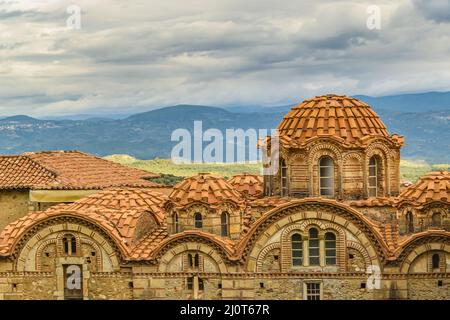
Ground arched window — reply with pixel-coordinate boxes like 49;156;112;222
194;253;200;267
319;157;334;196
173;213;179;233
280;159;288;196
432;253;440;269
221;212;230;237
308;228;320;266
406;212;414;233
368;156;379;197
325;232;336;265
431;213;442;227
194;213;203;229
198;278;204;291
62;235;77;256
291;234;303;266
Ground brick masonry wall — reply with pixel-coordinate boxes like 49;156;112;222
0;190;30;231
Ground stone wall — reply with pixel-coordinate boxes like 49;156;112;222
0;190;30;231
89;273;133;300
0;272;56;300
407;278;450;300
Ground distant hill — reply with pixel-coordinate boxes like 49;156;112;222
0;93;449;163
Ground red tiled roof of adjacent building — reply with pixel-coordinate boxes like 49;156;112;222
398;171;450;207
228;173;263;199
168;173;244;208
277;94;404;147
0;150;161;190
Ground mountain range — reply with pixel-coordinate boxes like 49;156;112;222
0;92;449;163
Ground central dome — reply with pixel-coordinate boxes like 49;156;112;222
278;94;390;144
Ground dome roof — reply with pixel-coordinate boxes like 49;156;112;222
277;94;395;145
398;171;450;207
169;173;244;207
228;173;263;199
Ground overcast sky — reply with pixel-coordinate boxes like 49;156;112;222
1;0;450;116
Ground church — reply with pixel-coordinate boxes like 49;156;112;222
0;94;448;300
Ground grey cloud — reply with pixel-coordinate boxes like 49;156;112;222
413;0;450;22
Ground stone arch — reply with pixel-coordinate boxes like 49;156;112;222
80;238;103;272
256;242;281;272
15;219;121;272
157;241;228;273
365;141;392;196
346;240;371;271
35;239;57;272
241;200;386;272
400;242;450;273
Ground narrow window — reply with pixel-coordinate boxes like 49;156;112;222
194;213;203;229
319;157;334;196
406;212;414;233
309;228;320;266
187;277;194;290
325;232;336;265
431;213;442;227
306;283;321;300
280;159;288;196
188;253;193;267
432;253;440;269
194;253;200;267
62;235;76;256
173;213;179;233
291;234;303;266
198;278;204;291
368;156;378;197
71;237;77;255
221;212;230;237
63;237;69;255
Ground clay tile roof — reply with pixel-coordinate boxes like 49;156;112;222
228;173;263;199
398;171;450;207
52;187;168;224
346;197;397;207
0;150;161;190
277;94;398;147
169;173;244;207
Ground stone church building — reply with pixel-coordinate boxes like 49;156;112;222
0;95;448;300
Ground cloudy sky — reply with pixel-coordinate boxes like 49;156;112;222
1;0;450;116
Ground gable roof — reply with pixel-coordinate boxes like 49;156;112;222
0;150;161;190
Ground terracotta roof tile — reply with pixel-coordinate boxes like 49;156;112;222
0;150;161;190
169;173;244;208
277;94;402;148
227;173;263;199
398;171;450;207
346;197;397;207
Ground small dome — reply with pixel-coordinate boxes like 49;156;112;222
228;173;263;199
169;173;243;207
278;94;390;144
399;171;450;206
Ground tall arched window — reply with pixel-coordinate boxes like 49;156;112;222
368;156;379;197
194;253;200;267
188;253;194;267
431;213;442;227
406;212;414;233
325;232;336;265
221;212;230;237
291;234;303;266
194;213;203;229
432;253;440;269
319;157;334;196
173;213;179;233
308;228;320;266
280;159;288;196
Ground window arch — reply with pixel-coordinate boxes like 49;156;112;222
291;234;303;266
368;156;381;197
431;213;442;227
406;212;414;233
173;213;179;233
194;213;203;229
325;232;337;265
432;253;440;269
308;228;320;266
319;156;334;196
280;159;288;196
188;253;200;268
62;234;77;256
221;212;230;237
